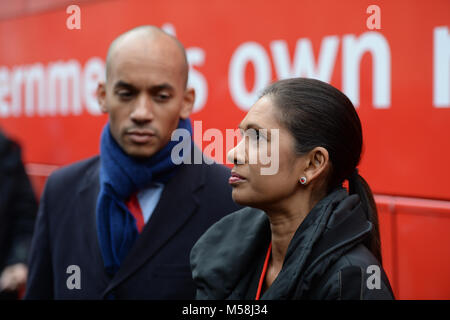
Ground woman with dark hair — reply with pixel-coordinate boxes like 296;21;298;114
190;78;394;300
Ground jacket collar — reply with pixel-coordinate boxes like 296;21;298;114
77;156;100;194
263;189;372;299
74;157;111;289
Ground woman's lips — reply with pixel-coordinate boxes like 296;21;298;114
229;172;246;185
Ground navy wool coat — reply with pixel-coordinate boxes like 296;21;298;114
25;152;239;299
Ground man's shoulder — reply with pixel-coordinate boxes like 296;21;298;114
47;155;99;186
191;162;235;199
200;161;231;178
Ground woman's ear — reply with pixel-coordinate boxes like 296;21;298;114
302;147;329;185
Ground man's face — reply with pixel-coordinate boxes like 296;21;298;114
97;34;194;158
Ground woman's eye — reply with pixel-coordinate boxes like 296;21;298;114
243;130;260;141
250;130;261;140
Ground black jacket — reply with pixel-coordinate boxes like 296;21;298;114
25;149;240;299
190;188;395;300
0;131;37;271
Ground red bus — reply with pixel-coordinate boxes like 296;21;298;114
0;0;449;299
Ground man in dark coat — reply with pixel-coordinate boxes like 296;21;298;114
0;131;37;299
25;26;239;299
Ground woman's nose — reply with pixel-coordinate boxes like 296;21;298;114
227;139;245;164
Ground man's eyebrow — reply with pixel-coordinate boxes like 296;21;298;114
113;80;135;89
149;83;175;92
113;81;175;92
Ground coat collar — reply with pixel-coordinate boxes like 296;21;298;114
263;189;372;299
74;156;111;289
77;156;100;194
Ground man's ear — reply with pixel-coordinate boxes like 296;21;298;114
303;147;330;184
97;82;108;114
180;87;195;119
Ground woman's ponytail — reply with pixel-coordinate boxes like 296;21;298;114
348;170;382;265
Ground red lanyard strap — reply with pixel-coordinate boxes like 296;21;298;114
255;242;272;300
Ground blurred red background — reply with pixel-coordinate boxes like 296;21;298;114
0;0;449;299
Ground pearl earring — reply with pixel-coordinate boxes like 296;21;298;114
299;177;307;185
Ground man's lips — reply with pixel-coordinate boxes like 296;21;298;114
125;129;156;144
229;171;247;185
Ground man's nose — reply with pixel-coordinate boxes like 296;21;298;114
130;95;154;123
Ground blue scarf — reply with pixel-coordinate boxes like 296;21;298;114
96;119;192;275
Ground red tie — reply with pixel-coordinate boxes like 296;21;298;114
125;193;145;233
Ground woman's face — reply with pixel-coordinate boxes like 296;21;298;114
227;96;305;209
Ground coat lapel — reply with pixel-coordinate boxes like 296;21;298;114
102;157;206;297
75;157;111;288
